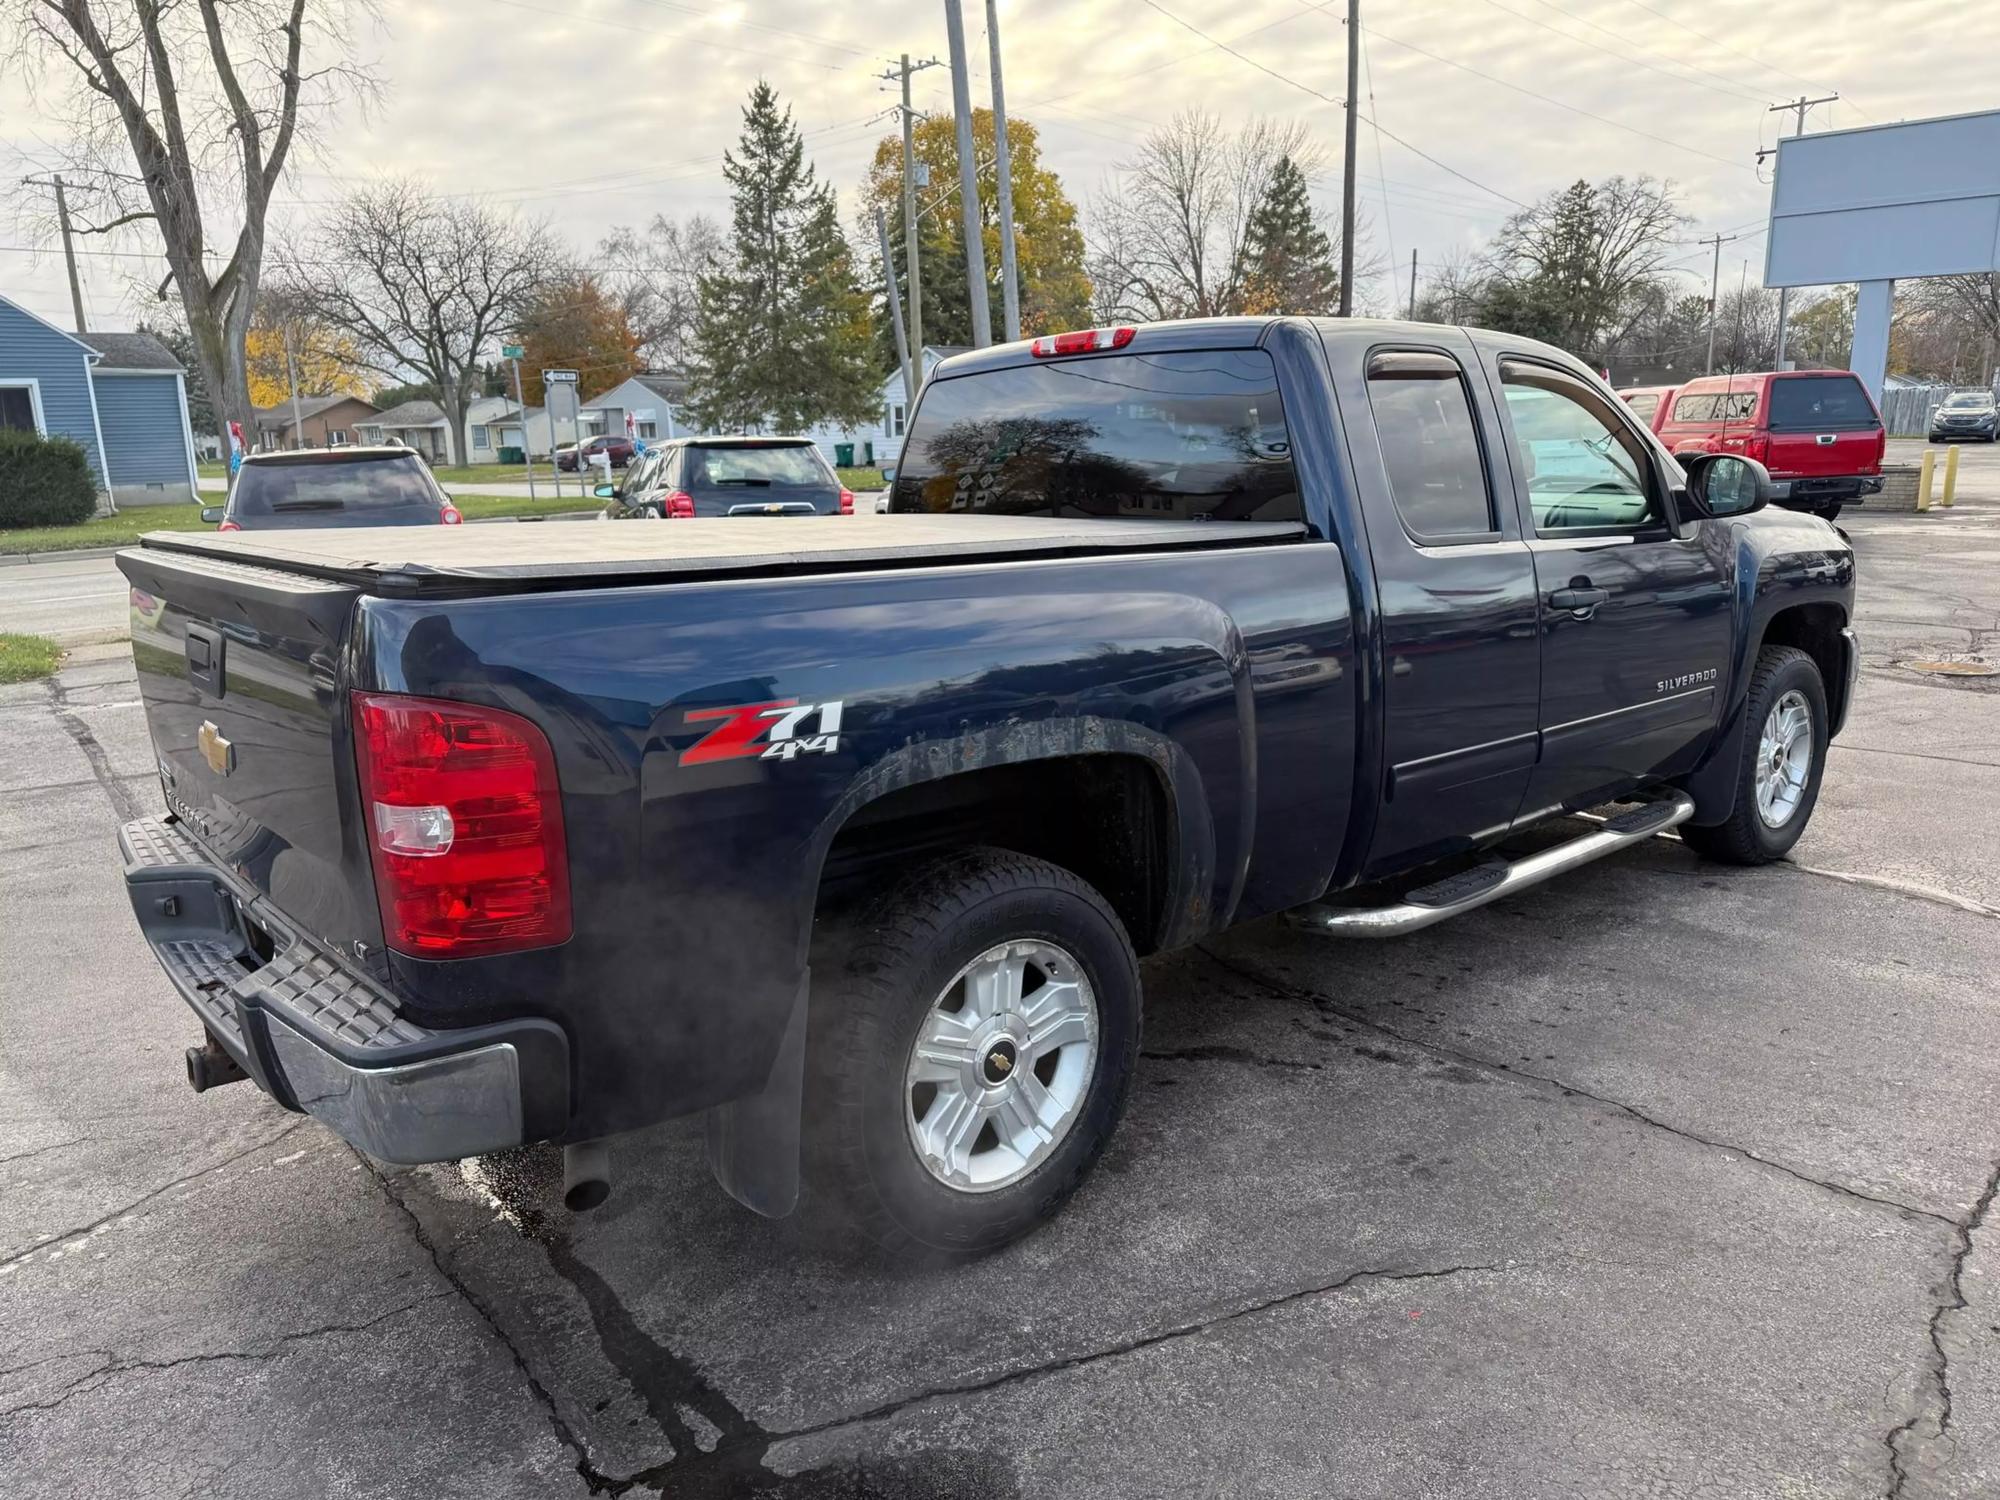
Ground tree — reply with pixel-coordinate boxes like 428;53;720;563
276;181;557;463
859;109;1090;360
371;381;440;408
1090;112;1351;322
598;215;725;374
1238;156;1341;315
684;82;878;433
245;292;369;409
7;1;372;455
1900;276;2000;383
1479;176;1687;362
515;273;640;402
1788;287;1855;370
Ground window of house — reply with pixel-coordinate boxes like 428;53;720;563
888;402;906;438
328;430;350;447
1364;350;1494;539
637;421;658;439
1499;360;1660;534
0;386;37;434
473;426;491;451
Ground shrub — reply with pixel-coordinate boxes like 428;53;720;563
0;427;97;528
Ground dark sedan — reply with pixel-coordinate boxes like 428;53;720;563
1930;390;1998;442
596;436;853;518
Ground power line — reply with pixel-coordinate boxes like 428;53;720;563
1360;25;1396;304
1608;0;1864;113
1471;0;1771;106
479;0;851;73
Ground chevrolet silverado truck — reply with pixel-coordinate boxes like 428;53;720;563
114;318;1857;1258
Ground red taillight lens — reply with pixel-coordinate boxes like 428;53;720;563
351;692;571;959
664;490;695;518
838;488;855;515
217;519;242;532
440;503;463;525
1029;326;1136;357
1744;435;1770;466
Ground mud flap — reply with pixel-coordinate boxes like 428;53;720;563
706;971;808;1218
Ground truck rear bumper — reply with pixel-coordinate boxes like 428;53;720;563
1769;474;1883;505
118;815;569;1164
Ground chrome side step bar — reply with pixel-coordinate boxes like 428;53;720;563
1288;792;1696;939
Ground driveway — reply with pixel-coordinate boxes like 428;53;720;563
6;492;2000;1497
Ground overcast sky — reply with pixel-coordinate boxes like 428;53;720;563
1;0;1991;334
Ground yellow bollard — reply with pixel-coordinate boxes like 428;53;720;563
1943;444;1961;507
1918;448;1936;511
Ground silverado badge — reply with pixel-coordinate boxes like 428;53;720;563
197;720;235;777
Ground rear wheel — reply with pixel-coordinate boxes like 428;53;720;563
1680;645;1828;865
805;848;1140;1260
1815;502;1843;522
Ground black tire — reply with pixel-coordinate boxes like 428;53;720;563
1680;645;1828;866
1815;502;1842;522
642;504;662;520
804;847;1140;1260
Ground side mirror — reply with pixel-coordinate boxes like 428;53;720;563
594;483;616;499
199;506;224;525
880;466;897;485
1679;452;1769;519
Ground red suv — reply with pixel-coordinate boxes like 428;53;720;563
1616;384;1677;435
556;434;635;472
1655;371;1884;521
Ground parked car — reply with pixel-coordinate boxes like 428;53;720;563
596;436;853;517
115;318;1853;1259
1929;389;1998;443
1616;383;1677;435
1655;370;1885;521
199;447;462;531
555;434;635;472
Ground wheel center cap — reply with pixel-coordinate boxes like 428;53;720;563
981;1038;1019;1086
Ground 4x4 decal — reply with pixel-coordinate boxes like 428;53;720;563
680;699;844;766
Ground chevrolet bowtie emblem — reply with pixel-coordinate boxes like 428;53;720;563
197;720;234;777
987;1049;1013;1076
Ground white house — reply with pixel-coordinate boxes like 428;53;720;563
464;394;553;463
581;373;687;444
797;346;966;469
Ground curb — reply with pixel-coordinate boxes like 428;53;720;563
0;546;124;566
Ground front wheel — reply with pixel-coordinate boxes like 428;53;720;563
805;848;1141;1260
1681;645;1828;865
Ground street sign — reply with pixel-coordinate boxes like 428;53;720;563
542;368;578;385
502;344;524;360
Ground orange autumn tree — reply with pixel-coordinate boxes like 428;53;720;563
245;305;371;409
516;272;642;402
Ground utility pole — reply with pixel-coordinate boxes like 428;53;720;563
281;327;304;449
942;0;992;346
880;54;942;402
985;0;1021;341
1767;93;1837;369
1700;232;1737;375
24;174;89;332
1408;249;1418;320
876;209;914;408
1339;0;1359;317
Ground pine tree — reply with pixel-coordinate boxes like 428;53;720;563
686;83;880;432
1237;157;1341;316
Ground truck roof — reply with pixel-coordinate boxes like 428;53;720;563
128;515;1306;596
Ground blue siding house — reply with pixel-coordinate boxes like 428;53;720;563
0;293;198;508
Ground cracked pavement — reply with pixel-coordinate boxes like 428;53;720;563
8;484;2000;1497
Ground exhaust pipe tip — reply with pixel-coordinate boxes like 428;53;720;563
562;1141;612;1213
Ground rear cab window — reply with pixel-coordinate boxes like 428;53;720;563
230;453;440;519
687;445;835;488
1621;393;1659;424
890;350;1300;521
1768;375;1878;431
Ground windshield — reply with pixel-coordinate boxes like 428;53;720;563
1943;392;1994;409
686;445;832;488
231;453;440;516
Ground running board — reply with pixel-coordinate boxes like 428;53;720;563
1288;792;1696;939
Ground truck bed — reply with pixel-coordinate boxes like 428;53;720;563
133;514;1308;596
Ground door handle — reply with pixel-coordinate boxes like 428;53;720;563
1549;586;1609;613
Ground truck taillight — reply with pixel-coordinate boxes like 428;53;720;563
664;490;695;518
217;519;242;532
351;692;571;959
1029;326;1135;357
440;503;464;525
838;488;855;515
1744;435;1770;466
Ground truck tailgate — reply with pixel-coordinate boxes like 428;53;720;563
1765;373;1884;479
118;545;379;957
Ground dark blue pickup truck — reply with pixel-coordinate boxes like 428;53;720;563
114;318;1856;1258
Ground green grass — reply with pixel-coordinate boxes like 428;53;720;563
0;494;596;555
427;461;543;484
196;459;227;478
838;466;887;491
0;633;62;684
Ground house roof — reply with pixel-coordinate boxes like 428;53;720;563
364;399;448;429
79;330;181;371
253;393;375;429
923;345;972;361
0;291;100;358
633;373;688;403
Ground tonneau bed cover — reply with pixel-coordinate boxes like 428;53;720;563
131;514;1307;596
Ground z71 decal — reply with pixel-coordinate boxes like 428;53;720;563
680;699;845;766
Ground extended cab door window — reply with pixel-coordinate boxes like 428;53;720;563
1499;361;1662;536
1365;350;1495;541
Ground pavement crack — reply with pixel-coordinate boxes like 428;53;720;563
0;1139;84;1168
0;1294;452;1422
2;1121;306;1269
773;1261;1495;1446
1141;1043;1322;1072
1781;859;2000;922
44;677;144;824
1198;945;1955;1228
1885;1155;2000;1496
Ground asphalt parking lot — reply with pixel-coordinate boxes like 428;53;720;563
8;475;2000;1498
